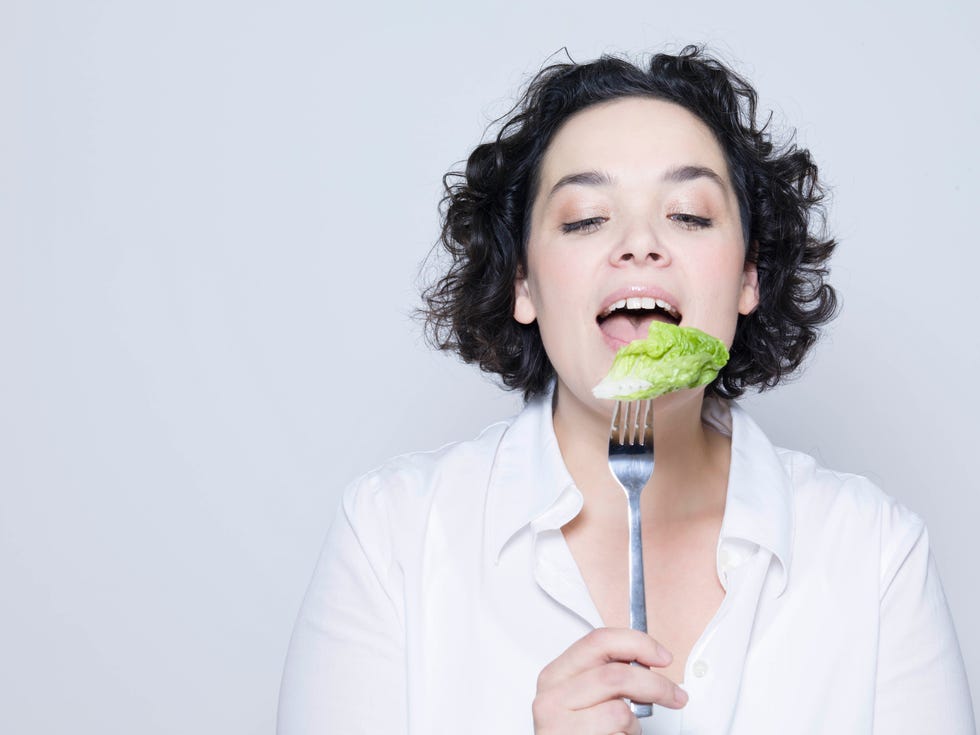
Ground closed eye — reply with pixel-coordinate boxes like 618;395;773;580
561;217;607;234
670;213;712;229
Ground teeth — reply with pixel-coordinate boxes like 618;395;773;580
601;295;680;318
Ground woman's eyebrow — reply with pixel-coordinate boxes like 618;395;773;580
545;170;613;201
662;164;727;191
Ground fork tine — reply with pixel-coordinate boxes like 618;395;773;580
631;400;639;444
619;400;629;446
635;400;643;444
628;399;642;446
639;398;651;443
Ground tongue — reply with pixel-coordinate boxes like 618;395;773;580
600;313;667;344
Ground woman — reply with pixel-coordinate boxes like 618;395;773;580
278;47;975;734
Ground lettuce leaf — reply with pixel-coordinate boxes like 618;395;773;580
592;322;729;400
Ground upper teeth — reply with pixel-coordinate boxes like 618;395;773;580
602;297;680;318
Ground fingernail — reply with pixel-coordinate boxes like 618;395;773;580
656;643;672;662
674;686;688;705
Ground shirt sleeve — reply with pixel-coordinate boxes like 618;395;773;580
873;511;976;733
277;478;407;735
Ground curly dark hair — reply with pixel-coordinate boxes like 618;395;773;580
421;45;838;400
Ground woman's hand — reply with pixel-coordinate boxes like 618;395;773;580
532;628;689;735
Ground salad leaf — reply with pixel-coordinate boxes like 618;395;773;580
592;322;729;400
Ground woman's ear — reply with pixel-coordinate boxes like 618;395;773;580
739;249;760;316
513;271;537;325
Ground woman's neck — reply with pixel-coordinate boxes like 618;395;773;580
551;380;730;527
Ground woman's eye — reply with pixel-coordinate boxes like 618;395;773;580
670;213;712;229
561;217;607;234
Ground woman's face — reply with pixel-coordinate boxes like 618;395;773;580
516;96;759;414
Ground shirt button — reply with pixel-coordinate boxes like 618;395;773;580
691;660;709;678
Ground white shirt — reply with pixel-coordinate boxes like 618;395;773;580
278;394;975;734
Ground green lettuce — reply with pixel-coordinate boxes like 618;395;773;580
592;322;729;400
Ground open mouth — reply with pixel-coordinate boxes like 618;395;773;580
597;296;682;345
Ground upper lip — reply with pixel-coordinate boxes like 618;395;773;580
597;285;682;321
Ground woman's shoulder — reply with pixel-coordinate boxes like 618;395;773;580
777;447;923;526
773;445;928;581
728;401;926;544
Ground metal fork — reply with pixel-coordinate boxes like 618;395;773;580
607;398;655;718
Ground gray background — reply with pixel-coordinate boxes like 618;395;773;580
2;0;977;732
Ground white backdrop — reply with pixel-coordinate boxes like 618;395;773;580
2;1;977;732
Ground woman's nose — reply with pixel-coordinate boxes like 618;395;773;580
610;222;670;266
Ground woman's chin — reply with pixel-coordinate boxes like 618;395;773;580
554;378;617;421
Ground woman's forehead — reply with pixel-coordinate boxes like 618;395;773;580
538;97;730;190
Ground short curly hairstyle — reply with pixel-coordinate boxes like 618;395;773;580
421;45;838;400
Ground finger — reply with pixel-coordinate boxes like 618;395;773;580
537;627;672;690
534;696;640;735
575;698;640;735
562;661;687;711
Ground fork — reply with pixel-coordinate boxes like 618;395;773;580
607;398;655;718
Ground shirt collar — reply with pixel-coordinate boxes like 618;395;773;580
703;396;794;597
485;390;794;598
485;390;576;560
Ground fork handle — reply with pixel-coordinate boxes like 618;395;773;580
627;493;648;632
626;493;653;718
